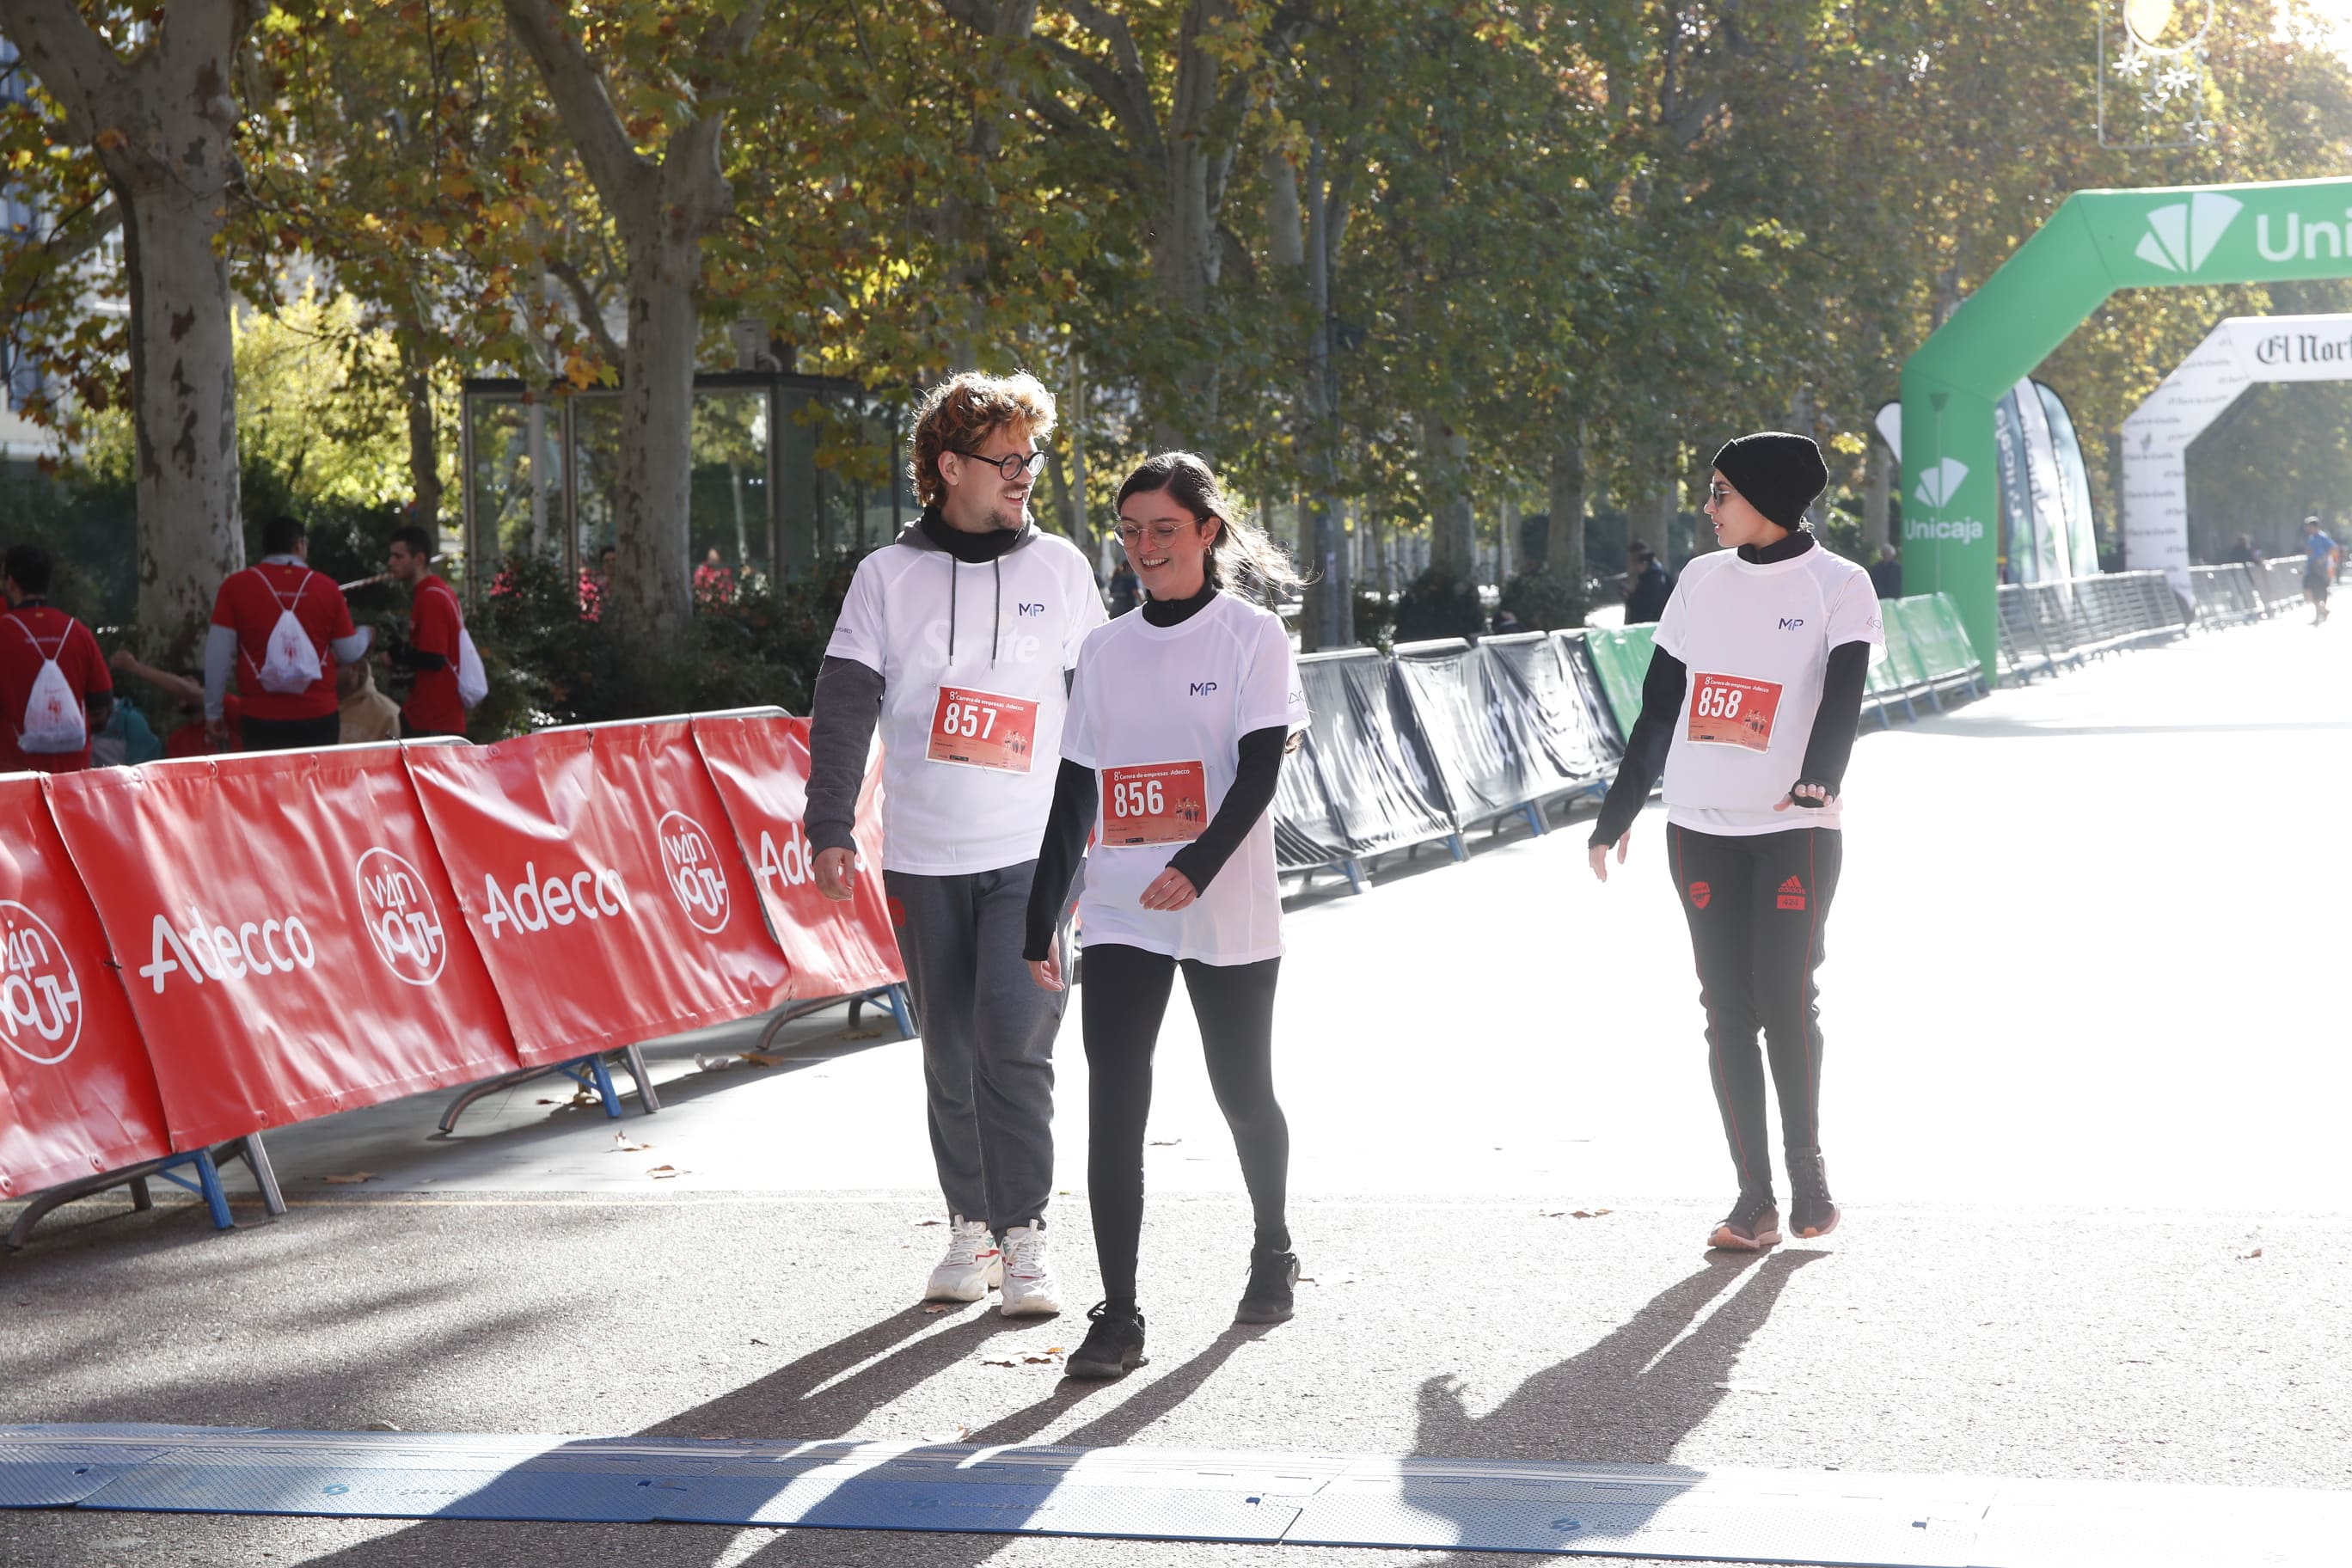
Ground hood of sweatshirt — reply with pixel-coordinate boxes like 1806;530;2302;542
895;505;1041;667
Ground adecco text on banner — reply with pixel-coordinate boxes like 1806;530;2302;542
0;900;83;1065
480;860;631;939
353;848;450;986
138;907;317;993
656;810;732;934
754;819;816;893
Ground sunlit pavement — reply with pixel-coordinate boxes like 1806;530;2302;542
4;613;2348;1567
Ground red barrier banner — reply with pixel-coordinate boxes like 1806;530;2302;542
690;713;903;1001
43;750;523;1149
404;722;787;1067
0;776;170;1197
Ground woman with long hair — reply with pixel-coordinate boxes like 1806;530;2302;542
1025;451;1309;1380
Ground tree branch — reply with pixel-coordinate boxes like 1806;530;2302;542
547;254;622;362
0;0;127;144
498;0;656;222
1053;1;1161;154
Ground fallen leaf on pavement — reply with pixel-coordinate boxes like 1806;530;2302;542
1148;1138;1181;1147
922;1424;971;1442
535;1098;560;1106
694;1053;737;1072
1572;1209;1613;1219
740;1052;787;1067
322;1173;375;1185
1021;1353;1060;1365
611;1133;652;1154
980;1357;1018;1368
922;1303;949;1314
647;1165;679;1179
750;1338;769;1346
2241;1247;2263;1259
912;1218;944;1227
841;1027;883;1041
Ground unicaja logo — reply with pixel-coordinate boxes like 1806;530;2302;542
2135;193;2242;275
354;848;448;987
656;810;731;934
0;901;81;1064
1914;457;1969;508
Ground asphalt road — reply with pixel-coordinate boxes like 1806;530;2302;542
3;611;2347;1568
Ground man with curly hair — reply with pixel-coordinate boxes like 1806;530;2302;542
805;370;1106;1317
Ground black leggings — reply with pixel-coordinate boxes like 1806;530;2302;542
1081;944;1289;1310
1665;824;1843;1194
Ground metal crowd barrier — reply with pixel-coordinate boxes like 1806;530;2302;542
1994;570;2188;683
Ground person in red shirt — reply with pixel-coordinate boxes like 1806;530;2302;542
0;543;113;773
205;514;372;752
386;524;469;738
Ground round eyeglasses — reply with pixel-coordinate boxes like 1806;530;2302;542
954;448;1047;481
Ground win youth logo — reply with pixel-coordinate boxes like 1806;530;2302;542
1913;457;1969;509
0;901;81;1064
2134;193;2243;275
657;811;731;934
354;848;448;987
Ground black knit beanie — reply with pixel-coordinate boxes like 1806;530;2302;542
1712;432;1828;530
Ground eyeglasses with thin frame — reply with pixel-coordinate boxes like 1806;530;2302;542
1706;481;1736;505
1113;520;1194;548
953;447;1047;481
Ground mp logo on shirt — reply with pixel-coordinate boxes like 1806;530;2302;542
1018;602;1046;616
353;847;448;986
0;900;81;1064
1189;681;1220;695
1777;617;1805;631
657;810;731;934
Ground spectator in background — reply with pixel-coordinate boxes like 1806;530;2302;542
2302;516;2340;626
385;524;469;738
1868;542;1902;599
1624;541;1675;624
1106;558;1141;616
2226;532;2262;568
581;542;616;621
338;658;401;744
1491;606;1526;634
206;514;371;751
89;698;162;768
0;543;113;773
694;547;737;605
113;649;237;756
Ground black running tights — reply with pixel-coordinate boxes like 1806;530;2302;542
1081;943;1289;1311
1665;824;1843;1195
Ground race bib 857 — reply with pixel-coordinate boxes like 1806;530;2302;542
926;686;1038;773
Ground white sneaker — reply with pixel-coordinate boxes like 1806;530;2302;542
923;1217;1002;1302
998;1221;1062;1318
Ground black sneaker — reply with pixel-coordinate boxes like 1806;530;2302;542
1787;1152;1840;1240
1234;1248;1300;1325
1064;1302;1147;1381
1707;1189;1782;1251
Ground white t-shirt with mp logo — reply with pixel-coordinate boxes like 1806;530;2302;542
1060;593;1310;965
1654;545;1883;835
826;530;1107;874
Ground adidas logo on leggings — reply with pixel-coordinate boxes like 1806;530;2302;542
1776;876;1807;911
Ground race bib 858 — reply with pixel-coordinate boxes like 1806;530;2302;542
1686;672;1783;752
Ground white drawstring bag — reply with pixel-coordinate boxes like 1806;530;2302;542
256;574;324;694
10;619;84;754
426;585;488;707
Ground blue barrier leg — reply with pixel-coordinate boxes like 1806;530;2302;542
1446;834;1467;863
1341;859;1368;895
575;1056;623;1119
152;1152;235;1232
881;984;915;1040
1520;802;1547;837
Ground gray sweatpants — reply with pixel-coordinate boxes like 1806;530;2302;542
885;861;1067;1232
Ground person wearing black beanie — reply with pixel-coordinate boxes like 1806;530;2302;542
1586;432;1883;1251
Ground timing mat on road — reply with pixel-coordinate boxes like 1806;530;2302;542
0;1423;2343;1566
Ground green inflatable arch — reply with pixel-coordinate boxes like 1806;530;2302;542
1900;175;2352;681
